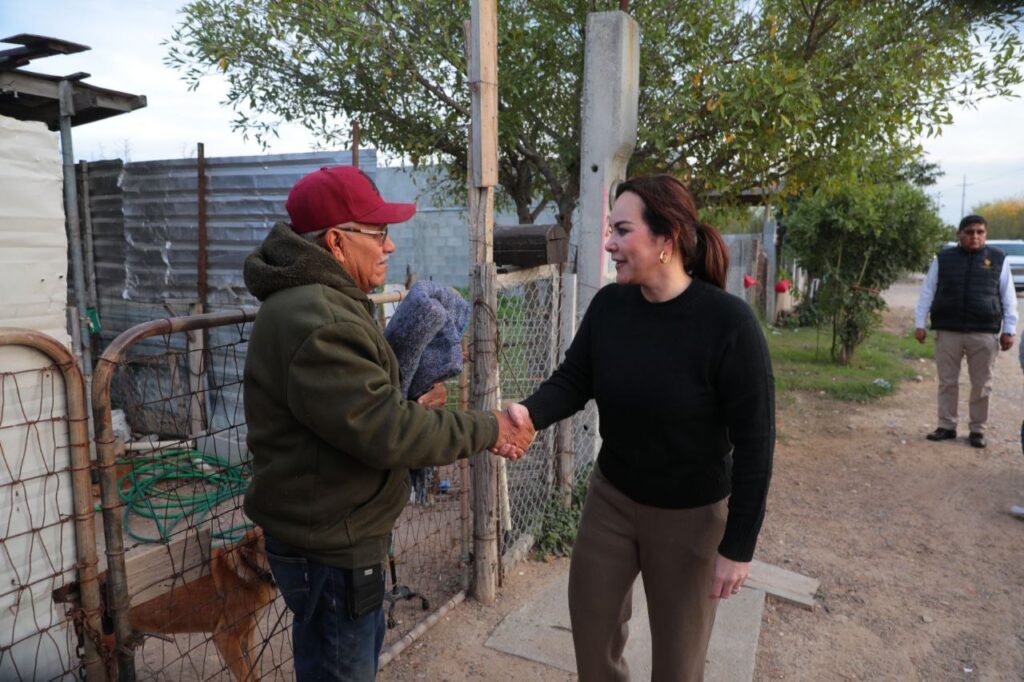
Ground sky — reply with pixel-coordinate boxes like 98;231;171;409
3;1;1022;227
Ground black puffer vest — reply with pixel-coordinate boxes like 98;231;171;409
929;245;1006;333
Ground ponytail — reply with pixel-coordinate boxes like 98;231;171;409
692;222;728;290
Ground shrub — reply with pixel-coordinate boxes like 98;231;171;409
533;463;592;559
786;180;946;364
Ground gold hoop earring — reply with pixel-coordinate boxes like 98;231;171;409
659;250;670;264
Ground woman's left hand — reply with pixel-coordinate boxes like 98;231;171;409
709;554;750;600
416;383;447;409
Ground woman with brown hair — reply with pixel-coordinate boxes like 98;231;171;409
508;174;775;680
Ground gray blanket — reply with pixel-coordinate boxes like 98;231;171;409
384;281;471;399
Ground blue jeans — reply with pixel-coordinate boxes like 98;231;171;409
264;537;386;681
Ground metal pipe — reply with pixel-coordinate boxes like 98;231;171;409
377;591;466;669
370;290;407;305
78;161;100;339
123;439;194;452
0;329;105;681
197;142;208;313
58;80;93;383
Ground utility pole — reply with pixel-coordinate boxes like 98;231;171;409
960;175;967;218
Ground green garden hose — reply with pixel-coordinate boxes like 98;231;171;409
118;448;253;546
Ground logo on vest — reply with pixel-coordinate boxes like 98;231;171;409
983;258;992;268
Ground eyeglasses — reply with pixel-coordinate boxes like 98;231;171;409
962;229;986;236
334;223;389;245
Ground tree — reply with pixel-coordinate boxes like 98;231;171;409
165;1;1024;234
785;180;947;364
972;196;1024;238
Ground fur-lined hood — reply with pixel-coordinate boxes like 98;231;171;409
243;222;368;309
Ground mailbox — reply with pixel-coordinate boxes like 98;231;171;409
493;223;568;268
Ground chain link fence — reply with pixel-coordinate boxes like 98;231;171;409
492;268;561;559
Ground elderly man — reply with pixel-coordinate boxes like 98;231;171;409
915;214;1017;448
242;166;533;681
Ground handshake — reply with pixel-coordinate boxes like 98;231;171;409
489;403;535;461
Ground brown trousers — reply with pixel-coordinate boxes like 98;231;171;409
933;330;1000;434
568;468;727;682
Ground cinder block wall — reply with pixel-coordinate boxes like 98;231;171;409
377;166;558;288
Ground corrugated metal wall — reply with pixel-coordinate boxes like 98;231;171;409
82;150;374;439
0;114;77;680
84;149;374;331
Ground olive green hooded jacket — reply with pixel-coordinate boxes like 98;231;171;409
242;224;497;568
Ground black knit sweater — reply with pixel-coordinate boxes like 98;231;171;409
522;279;775;562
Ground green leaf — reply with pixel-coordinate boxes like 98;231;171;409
166;0;1024;228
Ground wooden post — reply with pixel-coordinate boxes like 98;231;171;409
352;120;361;168
458;337;471;578
469;264;499;603
187;302;208;437
469;1;498;191
466;0;500;605
555;273;577;507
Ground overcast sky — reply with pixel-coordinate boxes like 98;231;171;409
3;1;1022;226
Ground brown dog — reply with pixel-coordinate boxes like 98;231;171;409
120;529;277;681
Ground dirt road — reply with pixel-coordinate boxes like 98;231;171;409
754;281;1023;680
380;279;1024;681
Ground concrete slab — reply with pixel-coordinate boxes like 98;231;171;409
485;571;765;681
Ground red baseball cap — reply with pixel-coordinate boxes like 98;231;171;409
285;166;416;234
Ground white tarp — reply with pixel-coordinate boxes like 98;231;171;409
0;114;76;680
0;115;69;349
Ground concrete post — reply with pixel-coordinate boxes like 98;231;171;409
567;11;639;464
574;11;640;316
762;211;778;323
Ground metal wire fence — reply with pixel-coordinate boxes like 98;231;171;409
91;311;292;681
492;268;562;558
86;287;489;679
0;336;101;681
0;265;588;679
0;361;79;680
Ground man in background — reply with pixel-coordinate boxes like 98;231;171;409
915;214;1017;449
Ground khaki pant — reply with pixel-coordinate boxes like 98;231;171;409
568;468;727;682
934;330;1000;434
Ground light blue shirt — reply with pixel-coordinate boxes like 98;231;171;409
914;256;1017;335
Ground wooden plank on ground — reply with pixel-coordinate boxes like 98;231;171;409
124;528;211;604
747;559;819;610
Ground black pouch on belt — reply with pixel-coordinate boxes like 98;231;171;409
346;563;384;619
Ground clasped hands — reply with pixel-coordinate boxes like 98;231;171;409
490;402;535;460
416;387;535;460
